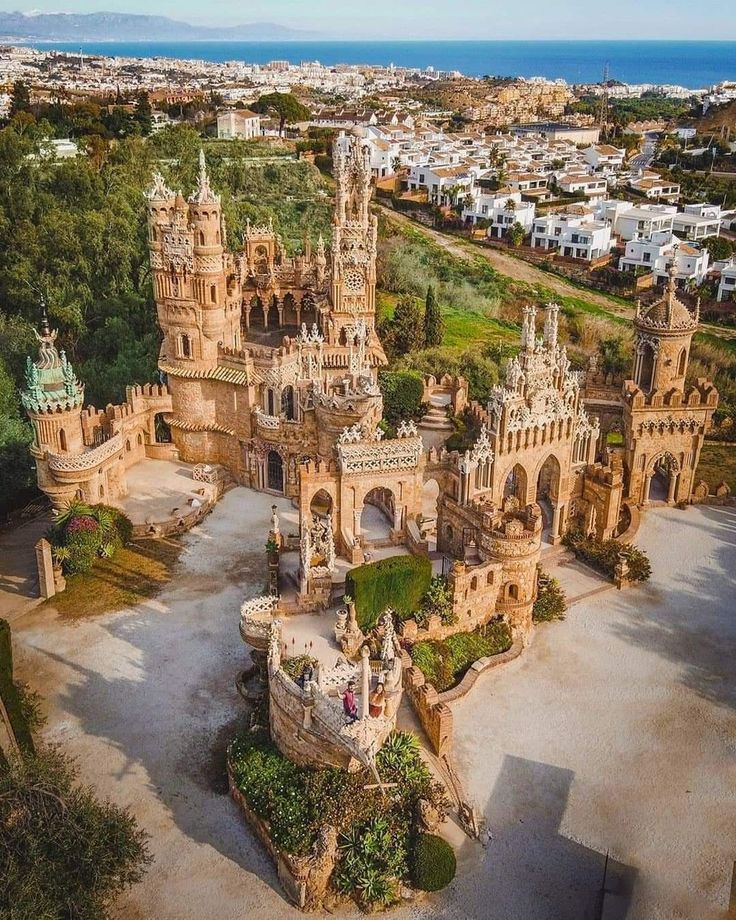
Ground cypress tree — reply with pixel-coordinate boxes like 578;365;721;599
424;285;443;348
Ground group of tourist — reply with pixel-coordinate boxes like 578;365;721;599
342;679;386;722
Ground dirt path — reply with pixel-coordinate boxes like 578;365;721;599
379;206;736;342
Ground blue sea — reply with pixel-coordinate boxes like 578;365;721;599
26;40;736;89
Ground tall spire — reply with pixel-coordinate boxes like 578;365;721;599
665;245;679;326
189;149;220;205
543;302;559;349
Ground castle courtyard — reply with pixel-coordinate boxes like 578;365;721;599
7;491;735;920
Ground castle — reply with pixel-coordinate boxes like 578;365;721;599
22;131;718;653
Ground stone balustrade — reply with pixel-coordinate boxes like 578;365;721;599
47;432;123;473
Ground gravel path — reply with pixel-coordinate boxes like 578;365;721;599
11;495;736;919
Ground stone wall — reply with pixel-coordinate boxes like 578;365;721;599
401;651;453;757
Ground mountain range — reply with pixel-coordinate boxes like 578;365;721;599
0;11;315;41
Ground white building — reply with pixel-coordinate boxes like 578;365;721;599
406;163;475;206
583;144;626;172
717;259;736;301
557;174;608;199
217;110;261;140
619;232;710;284
531;211;613;261
672;210;722;242
462;189;536;238
611;204;677;242
628;173;680;202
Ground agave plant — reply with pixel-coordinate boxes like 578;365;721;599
53;498;94;531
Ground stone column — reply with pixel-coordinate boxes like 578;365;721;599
35;538;56;600
353;507;361;538
667;471;677;504
360;645;371;721
551;505;562;544
642;473;652;505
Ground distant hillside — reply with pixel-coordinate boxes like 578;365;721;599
0;11;315;41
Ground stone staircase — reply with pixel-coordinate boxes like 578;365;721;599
418;403;454;432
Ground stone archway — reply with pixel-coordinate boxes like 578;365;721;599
503;463;528;504
267;450;284;493
360;486;396;548
310;488;333;519
646;451;680;504
535;454;563;543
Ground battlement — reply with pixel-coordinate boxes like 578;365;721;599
624;377;718;411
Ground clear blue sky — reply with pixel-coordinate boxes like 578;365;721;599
11;0;736;40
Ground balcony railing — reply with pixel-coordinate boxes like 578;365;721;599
47;433;123;473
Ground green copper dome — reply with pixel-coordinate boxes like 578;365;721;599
21;314;84;414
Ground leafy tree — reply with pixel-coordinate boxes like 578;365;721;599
508;222;526;248
423;284;444;348
253;92;310;137
597;336;629;376
702;235;733;263
134;92;153;136
379;295;425;357
10;80;31;118
379;369;425;425
0;746;151;919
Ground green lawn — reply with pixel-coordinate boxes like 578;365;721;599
46;538;182;618
696;442;736;493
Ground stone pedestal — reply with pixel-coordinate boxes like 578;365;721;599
35;538;56;600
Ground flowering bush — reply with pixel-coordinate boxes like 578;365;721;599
48;501;133;576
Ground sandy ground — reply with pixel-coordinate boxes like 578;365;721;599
10;494;736;920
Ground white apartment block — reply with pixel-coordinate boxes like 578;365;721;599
672;210;722;241
461;189;536;238
619;232;710;284
717;260;736;301
610;204;677;242
583;144;626;172
628;173;681;201
531;212;613;262
407;163;474;205
216;110;261;140
557;174;608;199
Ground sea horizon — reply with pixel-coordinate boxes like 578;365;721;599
16;39;736;88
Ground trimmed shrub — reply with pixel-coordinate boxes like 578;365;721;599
417;574;456;627
345;555;432;631
411;833;456;891
533;570;567;623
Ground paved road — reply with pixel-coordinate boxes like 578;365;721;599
449;504;736;920
629;132;659;173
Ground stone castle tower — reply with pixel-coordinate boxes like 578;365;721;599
623;262;718;504
328;128;379;346
21;311;86;506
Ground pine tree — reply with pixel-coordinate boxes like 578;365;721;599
10;80;31;117
423;285;444;348
381;295;424;357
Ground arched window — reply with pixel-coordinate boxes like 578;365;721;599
137;432;143;446
677;347;687;377
470;576;478;591
486;571;494;585
281;385;295;420
508;583;519;601
266;389;276;416
638;344;655;392
59;428;68;452
125;439;131;452
199;231;205;246
210;284;217;304
180;334;192;359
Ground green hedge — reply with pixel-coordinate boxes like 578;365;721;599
345;555;432;630
411;833;456;891
0;619;34;753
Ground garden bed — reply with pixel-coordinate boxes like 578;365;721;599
408;620;512;693
562;531;651;583
227;729;452;911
